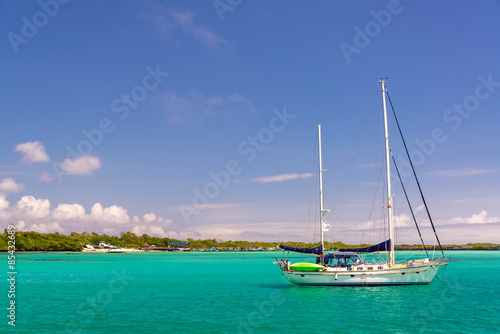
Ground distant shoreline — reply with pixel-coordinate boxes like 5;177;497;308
2;248;499;253
2;230;499;252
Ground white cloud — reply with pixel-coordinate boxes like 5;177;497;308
0;195;10;211
15;220;25;230
193;221;304;242
0;195;12;219
225;94;257;114
430;169;492;177
146;7;231;52
29;222;63;234
14;141;50;164
251;173;314;183
163;90;256;125
203;203;246;210
357;163;382;168
342;212;413;233
0;193;171;236
39;172;56;182
414;204;425;214
17;196;51;219
172;10;231;49
52;203;86;220
149;225;166;237
90;203;130;224
132;225;171;238
103;228;116;235
143;212;157;222
61;155;101;175
0;171;25;175
394;214;412;227
132;225;146;236
163;218;174;227
0;178;24;193
450;210;499;224
358;219;382;231
434;222;500;244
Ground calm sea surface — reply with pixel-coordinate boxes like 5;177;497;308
2;250;499;334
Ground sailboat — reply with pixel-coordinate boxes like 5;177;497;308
274;79;448;286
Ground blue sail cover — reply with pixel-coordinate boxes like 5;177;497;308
279;244;323;255
338;239;391;253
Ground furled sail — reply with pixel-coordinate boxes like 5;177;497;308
279;244;323;255
338;239;391;253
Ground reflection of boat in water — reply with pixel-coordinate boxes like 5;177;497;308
274;79;448;286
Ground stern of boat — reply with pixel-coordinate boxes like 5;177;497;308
273;259;290;272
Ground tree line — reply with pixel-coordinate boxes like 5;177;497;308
0;230;498;251
0;230;317;251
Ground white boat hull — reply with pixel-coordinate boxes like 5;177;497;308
280;264;445;286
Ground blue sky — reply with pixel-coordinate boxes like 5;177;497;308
1;0;499;244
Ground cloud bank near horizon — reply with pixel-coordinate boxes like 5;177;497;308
2;189;498;244
0;193;180;238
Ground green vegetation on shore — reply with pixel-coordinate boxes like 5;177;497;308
1;230;499;251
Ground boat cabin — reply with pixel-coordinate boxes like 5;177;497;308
322;252;359;267
322;252;389;271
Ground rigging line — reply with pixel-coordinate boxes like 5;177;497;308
434;265;448;285
361;95;384;245
390;150;430;259
360;162;383;245
395;196;408;247
392;184;407;247
331;89;379;223
384;84;445;257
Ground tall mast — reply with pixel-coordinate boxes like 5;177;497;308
380;79;395;267
318;124;325;264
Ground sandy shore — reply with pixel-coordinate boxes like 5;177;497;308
83;248;142;253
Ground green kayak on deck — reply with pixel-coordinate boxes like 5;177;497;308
289;263;325;272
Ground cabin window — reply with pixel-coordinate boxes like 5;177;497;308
378;266;383;270
367;267;373;270
357;267;363;271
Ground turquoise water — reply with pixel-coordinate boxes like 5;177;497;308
2;251;499;333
